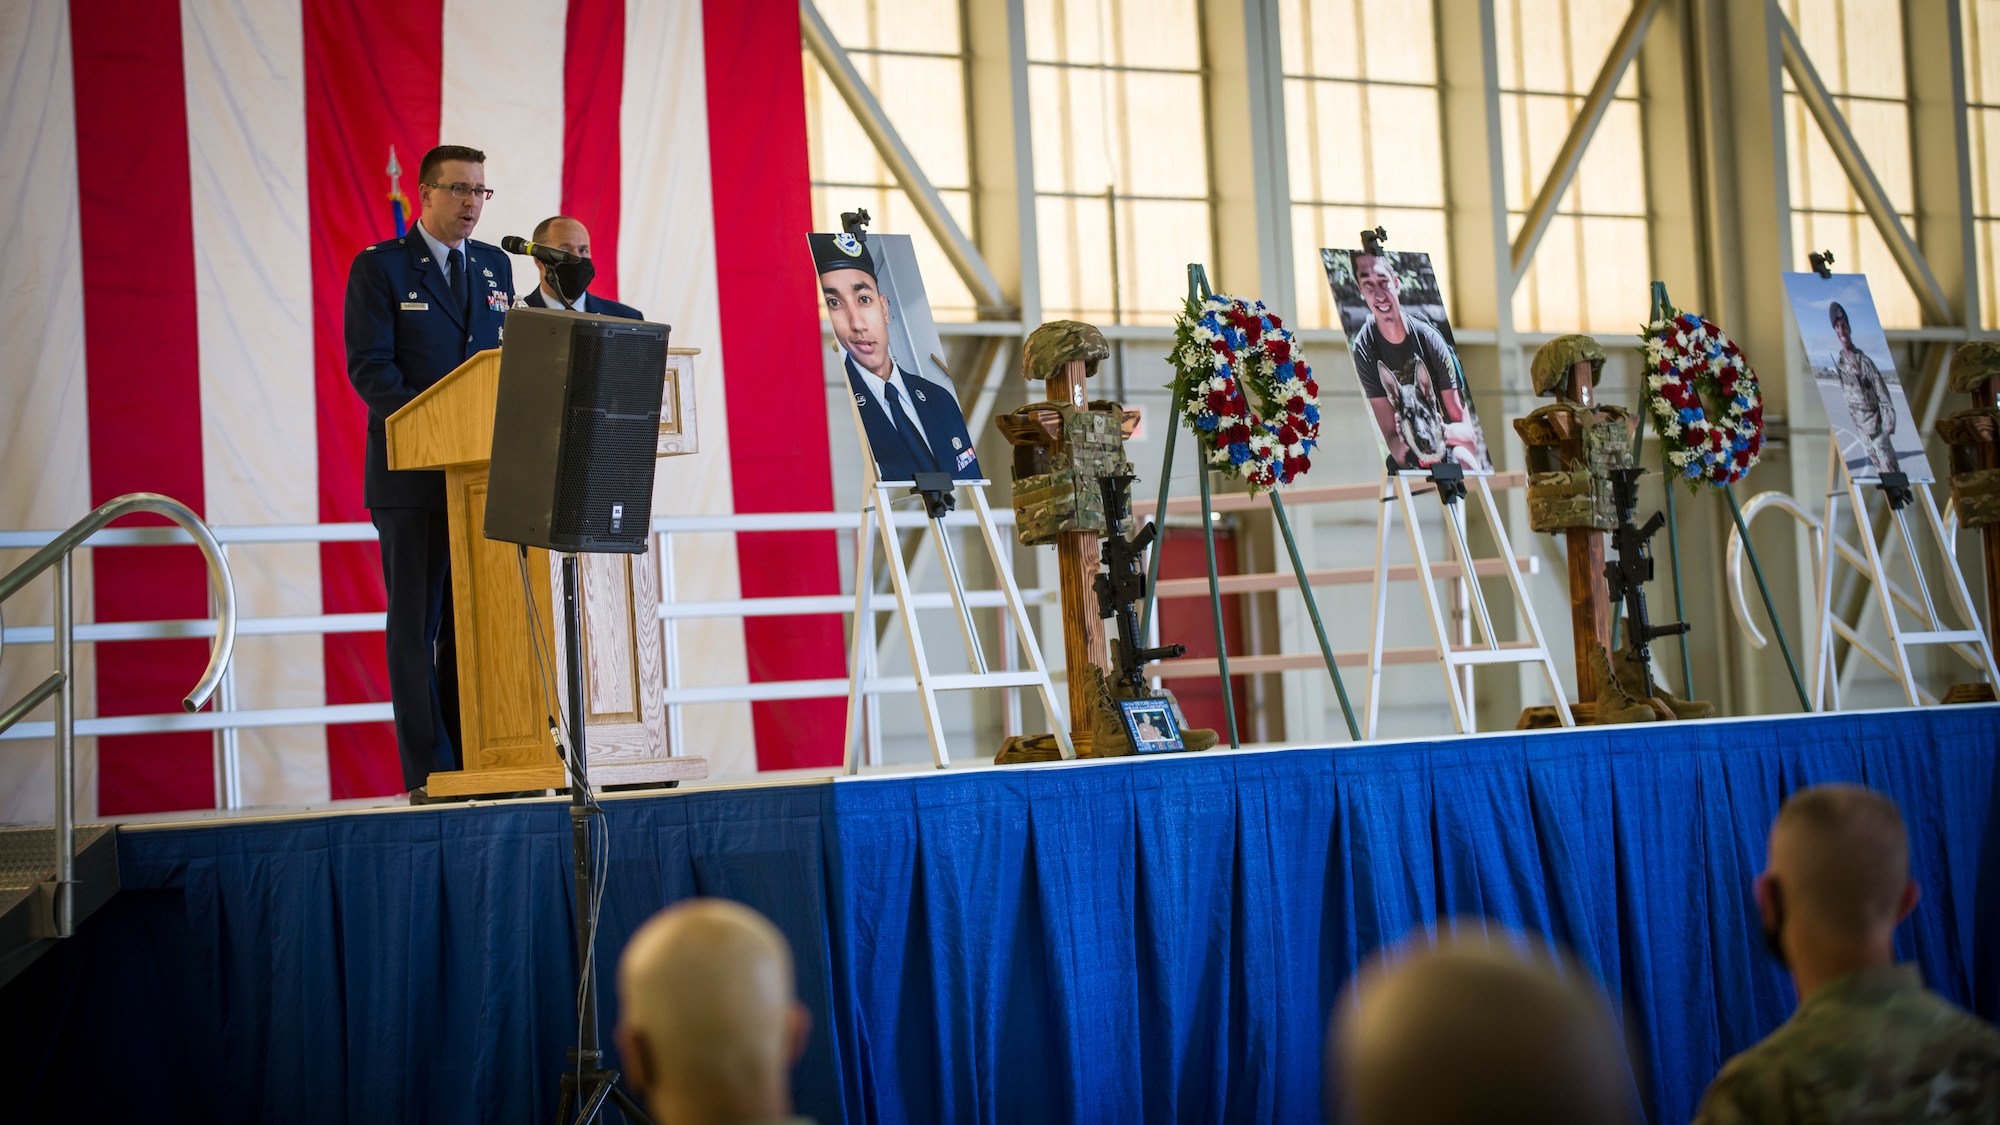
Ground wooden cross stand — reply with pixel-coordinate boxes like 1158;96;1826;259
1541;352;1614;702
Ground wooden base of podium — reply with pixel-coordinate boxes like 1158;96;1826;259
425;756;709;798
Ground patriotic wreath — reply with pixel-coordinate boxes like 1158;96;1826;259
1640;311;1765;488
1170;295;1319;495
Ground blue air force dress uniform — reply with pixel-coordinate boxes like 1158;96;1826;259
810;232;982;483
344;223;514;790
520;285;642;321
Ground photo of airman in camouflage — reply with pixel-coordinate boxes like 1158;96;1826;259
1830;300;1900;474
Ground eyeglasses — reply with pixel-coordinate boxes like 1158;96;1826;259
424;182;495;201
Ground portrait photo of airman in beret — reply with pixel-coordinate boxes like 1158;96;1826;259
811;231;982;484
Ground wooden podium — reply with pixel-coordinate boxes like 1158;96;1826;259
386;346;709;796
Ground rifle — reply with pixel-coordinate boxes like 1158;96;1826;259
1603;465;1690;690
1094;471;1185;696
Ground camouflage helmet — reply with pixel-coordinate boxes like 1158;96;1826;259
1950;340;2000;395
1023;320;1110;383
1531;334;1608;398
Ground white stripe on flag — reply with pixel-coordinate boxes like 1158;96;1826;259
441;0;568;300
0;0;100;822
181;0;327;806
622;0;755;778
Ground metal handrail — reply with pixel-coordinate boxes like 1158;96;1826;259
0;492;235;938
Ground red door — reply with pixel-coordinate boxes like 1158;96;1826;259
1156;525;1250;737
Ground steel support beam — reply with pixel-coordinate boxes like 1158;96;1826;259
1203;0;1296;319
801;0;1007;312
1509;0;1662;284
1774;6;1953;325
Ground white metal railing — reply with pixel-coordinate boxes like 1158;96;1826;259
3;479;1549;809
0;508;1060;808
654;506;1053;756
0;493;234;936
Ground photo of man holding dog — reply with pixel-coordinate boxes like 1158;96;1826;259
1323;248;1493;475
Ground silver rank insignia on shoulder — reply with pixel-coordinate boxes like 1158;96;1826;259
952;437;963;449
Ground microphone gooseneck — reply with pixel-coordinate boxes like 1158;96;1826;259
500;235;581;265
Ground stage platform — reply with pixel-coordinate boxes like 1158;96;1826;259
5;705;1997;1124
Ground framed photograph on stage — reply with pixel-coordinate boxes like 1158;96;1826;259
811;231;983;485
1321;248;1494;476
1781;272;1933;483
1119;699;1184;754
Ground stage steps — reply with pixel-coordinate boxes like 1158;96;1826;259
0;824;119;988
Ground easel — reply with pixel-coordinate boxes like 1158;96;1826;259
1137;263;1362;747
1333;227;1571;735
1798;256;2000;706
1363;466;1574;734
832;214;1069;772
841;467;1070;771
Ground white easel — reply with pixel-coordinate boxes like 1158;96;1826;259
1811;447;1999;708
840;453;1072;773
1364;468;1575;735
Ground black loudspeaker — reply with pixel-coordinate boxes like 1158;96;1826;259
484;307;669;553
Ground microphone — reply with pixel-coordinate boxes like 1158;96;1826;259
500;235;580;265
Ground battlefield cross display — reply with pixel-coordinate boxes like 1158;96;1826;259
995;320;1216;762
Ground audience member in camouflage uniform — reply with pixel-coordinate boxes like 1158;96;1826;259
1693;785;2000;1124
1829;301;1901;474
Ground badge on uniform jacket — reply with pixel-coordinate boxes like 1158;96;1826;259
487;291;509;312
956;447;977;471
401;301;429;311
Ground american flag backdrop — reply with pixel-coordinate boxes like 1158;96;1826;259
0;0;850;818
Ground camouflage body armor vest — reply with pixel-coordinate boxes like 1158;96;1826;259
1515;403;1635;532
1007;404;1133;545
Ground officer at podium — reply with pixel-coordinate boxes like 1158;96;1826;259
812;232;981;482
516;214;642;319
344;144;515;796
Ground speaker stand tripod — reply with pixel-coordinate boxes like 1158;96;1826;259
550;552;656;1125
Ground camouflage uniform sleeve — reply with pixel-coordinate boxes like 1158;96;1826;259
1691;1056;1790;1125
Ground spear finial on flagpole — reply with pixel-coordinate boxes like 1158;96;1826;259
387;145;408;237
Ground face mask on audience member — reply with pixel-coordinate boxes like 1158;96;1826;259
1761;880;1789;968
551;257;595;300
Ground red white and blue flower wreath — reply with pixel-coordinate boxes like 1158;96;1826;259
1640;311;1765;488
1170;295;1320;495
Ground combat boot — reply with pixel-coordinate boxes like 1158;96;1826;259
1611;642;1713;720
1591;640;1665;724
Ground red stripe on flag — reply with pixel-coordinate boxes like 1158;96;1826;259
305;0;445;798
70;0;213;815
563;0;624;300
703;0;846;768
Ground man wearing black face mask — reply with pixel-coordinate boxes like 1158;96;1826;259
1692;784;2000;1124
518;215;642;319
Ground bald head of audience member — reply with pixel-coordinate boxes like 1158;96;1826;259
616;899;810;1125
1328;931;1636;1125
1757;784;1920;1000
